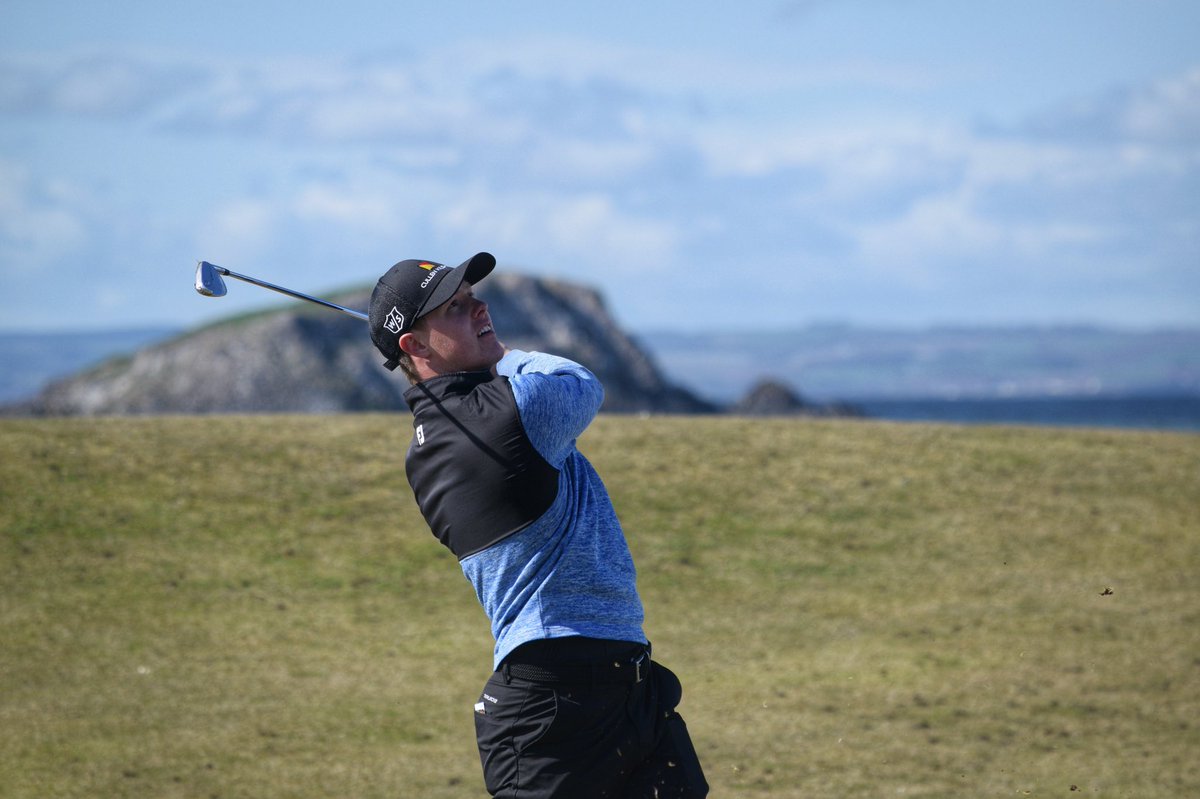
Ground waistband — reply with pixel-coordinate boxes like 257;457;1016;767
499;637;651;685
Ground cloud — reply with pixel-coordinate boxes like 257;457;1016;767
3;42;1197;328
0;41;937;139
432;186;681;271
1012;67;1200;147
194;198;283;266
855;185;1107;278
293;184;397;231
772;1;831;23
191;165;682;290
0;52;203;118
0;160;89;270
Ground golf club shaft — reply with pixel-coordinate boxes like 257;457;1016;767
210;263;368;321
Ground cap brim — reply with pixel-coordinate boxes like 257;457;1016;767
461;251;496;284
416;252;496;321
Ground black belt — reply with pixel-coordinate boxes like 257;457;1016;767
503;648;651;685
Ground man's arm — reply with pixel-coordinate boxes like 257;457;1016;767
497;349;604;467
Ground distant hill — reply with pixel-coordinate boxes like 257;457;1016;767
4;274;714;416
641;325;1200;402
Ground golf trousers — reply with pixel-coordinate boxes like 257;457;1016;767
473;637;708;798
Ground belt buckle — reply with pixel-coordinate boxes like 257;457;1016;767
632;650;649;683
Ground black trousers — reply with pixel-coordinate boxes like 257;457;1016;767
473;637;708;798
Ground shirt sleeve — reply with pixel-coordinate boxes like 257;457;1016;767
497;349;605;467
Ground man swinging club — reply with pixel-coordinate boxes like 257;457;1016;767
368;253;708;798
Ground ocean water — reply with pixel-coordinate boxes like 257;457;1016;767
852;394;1200;432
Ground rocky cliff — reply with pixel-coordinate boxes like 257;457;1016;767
15;273;716;416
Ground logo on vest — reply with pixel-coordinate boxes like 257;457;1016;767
416;424;425;446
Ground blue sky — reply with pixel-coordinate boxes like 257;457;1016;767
2;0;1197;332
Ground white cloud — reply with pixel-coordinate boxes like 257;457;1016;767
431;185;681;271
0;160;89;270
293;183;397;230
2;40;1197;328
1122;67;1200;144
0;42;935;142
523;139;660;183
854;186;1107;280
0;52;202;117
197;198;280;262
1018;66;1200;147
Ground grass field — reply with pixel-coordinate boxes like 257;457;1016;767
2;414;1197;798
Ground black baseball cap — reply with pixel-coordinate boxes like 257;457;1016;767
368;252;496;371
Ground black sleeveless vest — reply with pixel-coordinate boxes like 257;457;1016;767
403;371;560;560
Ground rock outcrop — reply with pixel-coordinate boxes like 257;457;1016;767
731;379;862;418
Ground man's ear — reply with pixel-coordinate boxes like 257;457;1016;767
398;330;427;358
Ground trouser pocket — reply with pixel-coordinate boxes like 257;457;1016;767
474;672;642;798
473;675;558;796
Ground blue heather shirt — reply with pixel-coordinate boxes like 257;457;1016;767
460;349;646;668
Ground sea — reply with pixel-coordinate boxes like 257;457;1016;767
850;394;1200;433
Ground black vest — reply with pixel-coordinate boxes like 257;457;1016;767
403;371;560;560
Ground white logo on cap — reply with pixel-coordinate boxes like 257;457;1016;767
384;306;405;334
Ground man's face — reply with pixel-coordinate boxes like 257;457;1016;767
412;282;504;375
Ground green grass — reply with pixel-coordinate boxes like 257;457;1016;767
2;415;1197;798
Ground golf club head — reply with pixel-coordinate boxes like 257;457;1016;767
195;261;228;297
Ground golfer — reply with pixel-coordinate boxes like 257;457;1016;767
368;253;708;798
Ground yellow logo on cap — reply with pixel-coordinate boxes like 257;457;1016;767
418;262;437;270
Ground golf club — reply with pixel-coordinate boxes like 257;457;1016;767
194;260;368;322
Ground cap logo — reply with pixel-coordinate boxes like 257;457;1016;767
419;263;451;289
384;306;405;334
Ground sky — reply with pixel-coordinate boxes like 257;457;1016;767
1;0;1197;333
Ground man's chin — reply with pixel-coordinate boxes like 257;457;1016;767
483;337;506;360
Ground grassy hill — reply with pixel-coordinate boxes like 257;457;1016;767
2;415;1197;798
